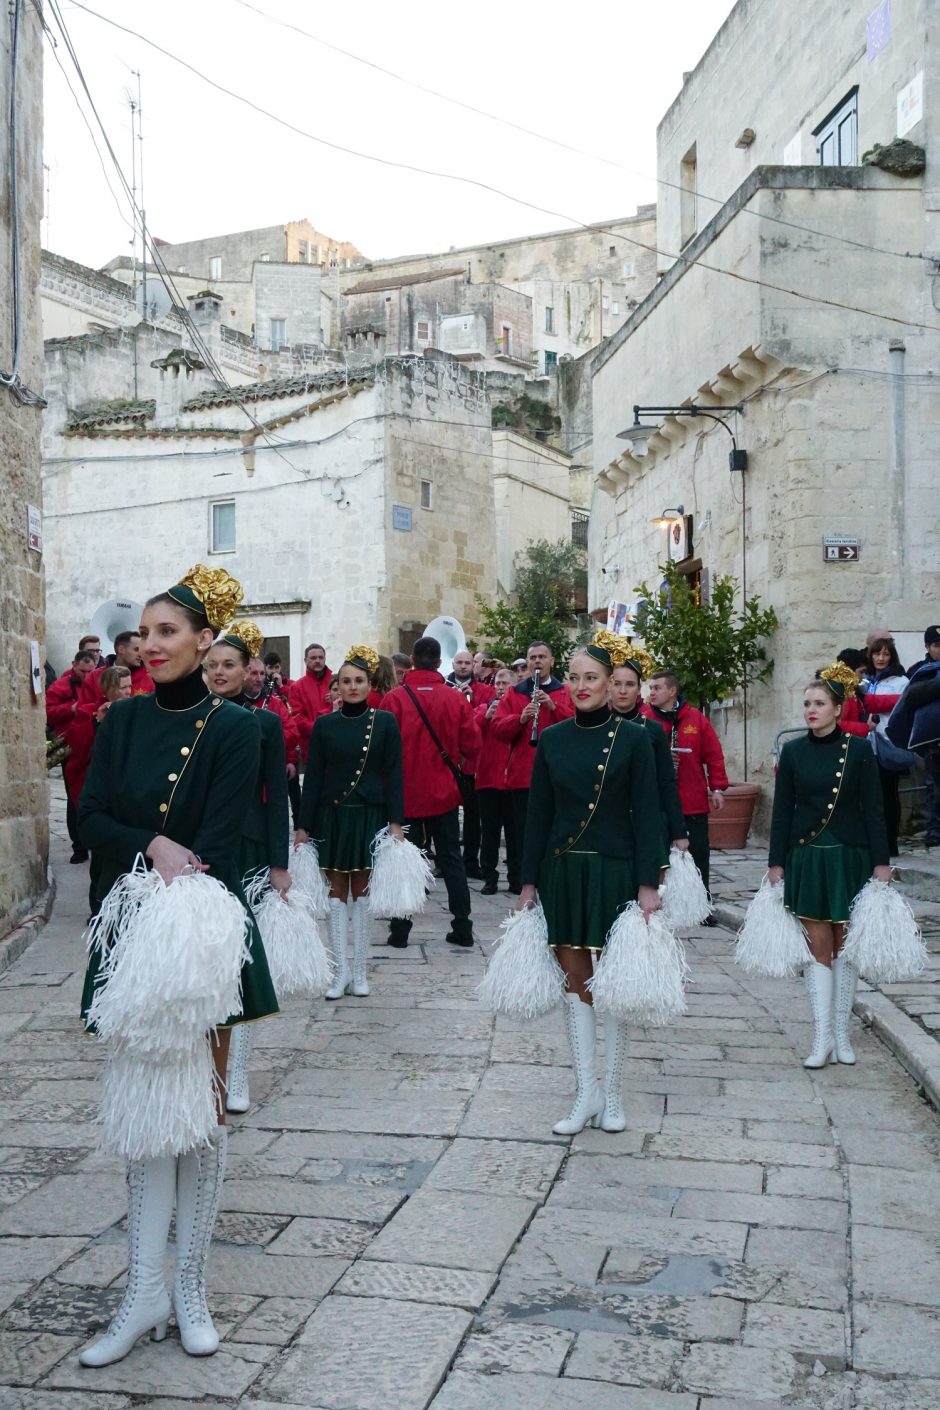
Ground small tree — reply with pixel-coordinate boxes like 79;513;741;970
476;538;586;669
634;560;778;710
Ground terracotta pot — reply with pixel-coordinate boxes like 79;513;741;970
708;781;761;850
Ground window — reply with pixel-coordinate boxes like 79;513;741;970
500;323;513;355
270;318;286;348
210;500;236;553
544;350;558;370
209;256;222;280
544;306;555;334
571;510;589;548
814;88;858;166
420;479;433;510
622;260;634;278
416;320;431;342
602;296;610;312
680;143;698;246
298;240;309;262
612;301;620;315
609;245;616;256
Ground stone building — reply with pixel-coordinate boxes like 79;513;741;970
588;0;938;822
0;2;47;932
155;218;363;283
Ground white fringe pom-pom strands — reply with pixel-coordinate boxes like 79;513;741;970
99;1040;217;1162
252;887;333;998
476;904;565;1020
289;842;330;919
367;827;434;918
841;879;927;984
735;877;809;979
86;859;250;1054
589;904;689;1027
659;848;712;928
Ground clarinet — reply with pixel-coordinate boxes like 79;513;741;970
529;667;542;746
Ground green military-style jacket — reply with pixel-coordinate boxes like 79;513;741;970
618;709;688;847
238;701;289;870
299;705;404;831
768;729;889;869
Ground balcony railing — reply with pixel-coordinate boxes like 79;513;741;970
571;511;590;548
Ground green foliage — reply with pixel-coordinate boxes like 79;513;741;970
490;394;561;439
634;559;778;710
476;538;586;669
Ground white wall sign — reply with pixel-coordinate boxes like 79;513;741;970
897;71;923;136
27;504;42;553
30;640;43;698
823;534;860;561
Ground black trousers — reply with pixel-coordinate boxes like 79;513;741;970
508;788;529;889
684;812;711;897
876;762;900;856
288;771;302;829
478;788;518;884
461;785;481;870
390;808;471;943
66;796;82;850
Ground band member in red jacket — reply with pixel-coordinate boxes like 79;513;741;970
641;670;728;905
46;650;98;863
475;667;518;894
244;656;302;825
380;636;481;948
491;641;574;873
447;650;495;877
288;643;333;764
79;631;154;710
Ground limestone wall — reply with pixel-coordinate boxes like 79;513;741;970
0;4;48;929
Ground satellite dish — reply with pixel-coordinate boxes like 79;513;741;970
89;597;144;657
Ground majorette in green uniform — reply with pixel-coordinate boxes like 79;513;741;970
297;644;404;999
606;637;688;860
519;632;666;1137
77;565;278;1370
768;668;891;1069
203;620;290;1115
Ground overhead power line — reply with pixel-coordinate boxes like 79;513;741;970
65;1;940;337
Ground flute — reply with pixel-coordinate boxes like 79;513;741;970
529;667;542;746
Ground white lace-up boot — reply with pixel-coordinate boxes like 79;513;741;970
553;994;605;1135
803;961;835;1068
225;1024;252;1114
173;1128;227;1356
600;1013;629;1132
832;953;859;1064
79;1157;175;1366
350;897;371;997
325;898;351;1000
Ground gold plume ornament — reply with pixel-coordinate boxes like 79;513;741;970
344;644;380;677
624;646;657;682
174;564;244;630
820;661;859;698
225;619;265;660
591;629;641;671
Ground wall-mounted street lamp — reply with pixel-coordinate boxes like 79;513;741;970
649;504;685;528
617;404;747;473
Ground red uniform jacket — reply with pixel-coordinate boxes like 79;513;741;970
475;697;513;791
79;663;153;711
839;695;869;738
491;676;574;790
248;692;300;760
380;670;481;817
640;700;729;815
289;669;333;763
61;703;98;805
46;669;87;734
447;677;496;711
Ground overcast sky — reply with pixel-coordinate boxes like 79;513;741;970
43;0;737;269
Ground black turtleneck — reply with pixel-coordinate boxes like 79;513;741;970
808;726;842;746
341;699;370;718
616;704;641;722
154;667;212;711
575;704;613;729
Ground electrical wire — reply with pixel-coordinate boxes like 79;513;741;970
229;0;924;266
64;1;940;337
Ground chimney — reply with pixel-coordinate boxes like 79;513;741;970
150;347;206;427
187;289;223;370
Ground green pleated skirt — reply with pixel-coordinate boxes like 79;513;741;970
312;801;385;872
538;850;637;950
784;841;872;924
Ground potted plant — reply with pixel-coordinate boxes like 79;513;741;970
633;561;779;847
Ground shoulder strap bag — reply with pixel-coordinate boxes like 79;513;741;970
404;685;475;809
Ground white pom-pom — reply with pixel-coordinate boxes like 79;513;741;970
735;877;809;978
477;904;566;1019
86;859;250;1055
367;826;434;918
659;848;712;928
841;879;927;983
98;1039;217;1160
252;887;333;997
289;842;330;919
589;904;688;1026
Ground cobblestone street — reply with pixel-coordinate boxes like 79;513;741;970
0;789;938;1410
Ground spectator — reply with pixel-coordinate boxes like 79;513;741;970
907;624;940;679
79;630;153;709
244;655;301;825
889;646;940;849
46;649;97;862
492;641;574;890
380;636;481;947
476;667;518;894
288;643;333;765
818;658;869;737
368;654;397;706
862;631;909;856
641;670;728;908
78;635;103;667
392;652;411;686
